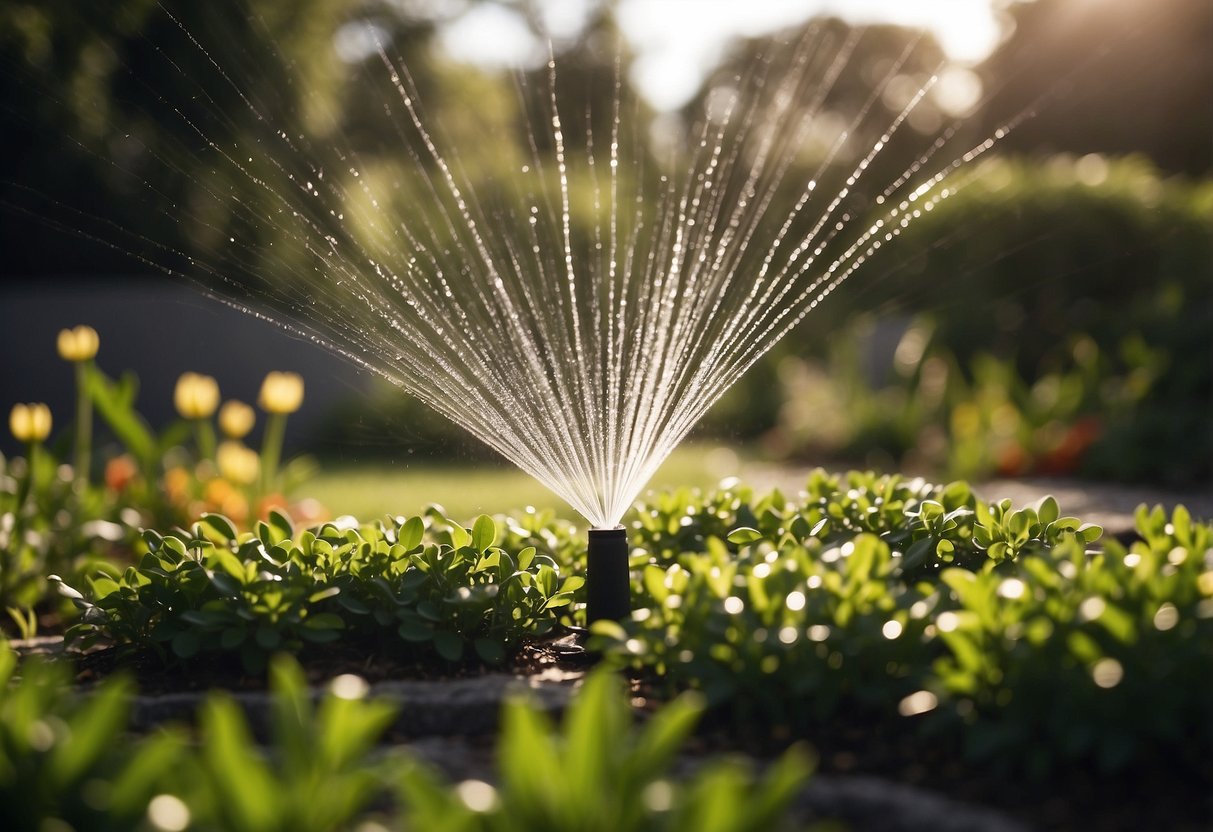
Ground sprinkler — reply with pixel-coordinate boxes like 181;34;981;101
586;526;630;623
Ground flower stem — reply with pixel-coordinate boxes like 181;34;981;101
194;419;216;462
16;440;39;512
73;361;93;486
259;412;286;495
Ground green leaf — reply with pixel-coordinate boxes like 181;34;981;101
108;731;185;818
85;365;157;466
180;610;228;628
397;617;432;642
200;513;239;543
199;695;280;830
49;676;132;785
172;630;201;659
643;564;669;604
471;514;498;550
474;638;506;664
432;630;464;662
498;697;560;816
902;537;936;571
309;586;341;604
727;527;763;545
630;689;705;784
398;516;425;550
536;564;559;597
268;509;294;541
305;612;345;631
338;594;371;614
448;523;472;550
256;521;274;547
1171;505;1191;544
255;626;282;650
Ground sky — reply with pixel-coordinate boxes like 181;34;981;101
437;0;1005;110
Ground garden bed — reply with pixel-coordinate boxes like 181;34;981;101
4;470;1210;830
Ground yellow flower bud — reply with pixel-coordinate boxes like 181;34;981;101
9;402;53;443
56;325;100;362
218;400;256;439
217;441;260;486
174;372;220;420
258;371;304;415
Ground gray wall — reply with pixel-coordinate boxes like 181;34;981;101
0;277;375;458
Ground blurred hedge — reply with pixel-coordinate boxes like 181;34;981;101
321;156;1211;486
705;155;1211;485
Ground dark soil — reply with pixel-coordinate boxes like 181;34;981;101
65;629;593;695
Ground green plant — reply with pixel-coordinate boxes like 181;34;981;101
57;508;582;671
0;643;185;832
926;504;1213;775
0;643;818;832
188;655;397;832
592;475;1211;777
394;668;814;832
1;443;126;616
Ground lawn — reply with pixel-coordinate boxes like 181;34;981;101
305;442;749;520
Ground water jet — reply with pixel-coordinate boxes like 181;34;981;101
1;13;1028;626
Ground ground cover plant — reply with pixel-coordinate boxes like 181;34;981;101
596;475;1211;776
57;509;582;672
2;470;1203;829
46;470;1212;825
0;644;812;832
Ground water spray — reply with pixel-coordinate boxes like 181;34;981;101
586;526;630;623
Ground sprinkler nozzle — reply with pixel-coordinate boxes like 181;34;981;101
586;526;630;624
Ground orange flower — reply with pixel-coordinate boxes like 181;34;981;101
995;443;1027;478
256;493;289;521
164;466;192;505
104;455;138;493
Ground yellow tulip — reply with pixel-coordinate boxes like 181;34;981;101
219;400;256;439
258;371;304;415
174;372;220;420
217;441;260;485
56;325;100;362
9;402;52;443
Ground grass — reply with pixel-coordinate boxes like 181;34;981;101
304;442;749;521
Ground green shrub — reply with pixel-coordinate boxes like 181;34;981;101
594;476;1213;776
57;508;582;671
705;156;1212;485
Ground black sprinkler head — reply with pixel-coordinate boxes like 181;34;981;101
586;526;630;624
